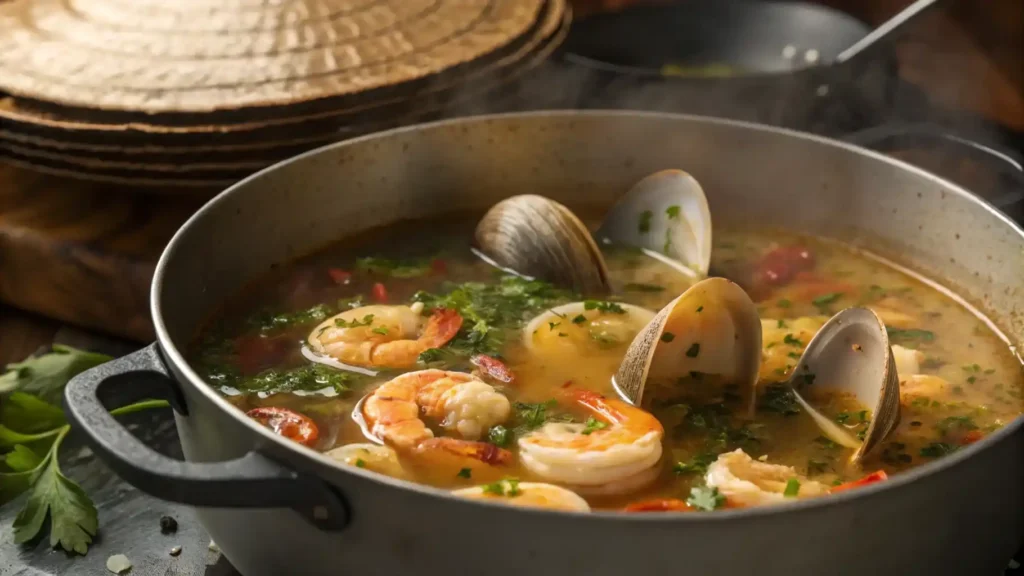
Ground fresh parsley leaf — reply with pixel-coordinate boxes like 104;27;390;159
814;436;840;450
505;478;522;497
234;364;358;396
481;480;506;496
572;314;587;324
685;343;700;358
666;205;681;219
583;300;626;314
686;486;725;511
457;468;472;479
418;348;447;364
4;445;42;472
581;417;608;435
783;478;801;497
371;326;389;335
11;429;97;554
355;459;366;468
481;478;521;497
0;345;111;404
247;303;334;334
1;392;66;433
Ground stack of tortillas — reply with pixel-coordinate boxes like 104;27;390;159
0;0;569;188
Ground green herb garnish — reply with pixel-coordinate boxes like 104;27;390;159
812;293;843;309
457;468;472;479
777;299;791;309
686;486;726;511
583;300;627;314
638;210;654;233
685;343;701;358
660;332;676;343
355;459;366;468
783;334;803;347
572;314;587;324
581;417;609;435
335;314;375;328
487;425;511;447
783;478;801;497
759;385;801;415
919;442;958;458
673;453;715;475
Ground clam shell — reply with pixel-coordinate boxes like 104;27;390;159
787;307;901;463
475;195;611;293
597;170;712;279
613;278;761;411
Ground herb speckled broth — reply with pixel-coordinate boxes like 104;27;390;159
190;217;1024;511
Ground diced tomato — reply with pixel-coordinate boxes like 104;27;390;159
752;245;816;290
471;354;515;384
831;470;888;493
624;498;693;512
327;268;352;285
960;430;985;445
430;259;448;275
235;334;294;376
371;282;388;303
246;407;319;447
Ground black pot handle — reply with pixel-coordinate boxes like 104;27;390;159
63;344;349;531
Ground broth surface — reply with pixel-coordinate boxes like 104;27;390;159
190;217;1024;511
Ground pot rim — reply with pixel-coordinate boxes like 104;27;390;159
152;109;1024;522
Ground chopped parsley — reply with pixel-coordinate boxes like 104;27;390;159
666;205;681;219
335;314;375;328
660;332;676;343
759;385;800;415
370;326;389;335
548;322;560;331
687;486;726;511
232;364;359;396
886;328;935;344
783;334;803;347
814;436;840;450
457;468;472;479
638;210;654;233
807;459;829;476
673;453;715;475
355;459;366;468
572;314;587;324
685;343;701;358
583;300;627;314
696;306;704;313
812;292;843;310
417;348;447;364
783;478;801;497
482;478;521;497
936;415;977;435
623;283;665;293
581;417;609;435
247;302;334;334
487;425;511;447
777;319;787;329
777;299;792;309
919;442;958;458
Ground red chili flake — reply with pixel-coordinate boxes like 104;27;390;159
960;430;985;445
831;470;888;493
327;268;352;285
371;282;388;303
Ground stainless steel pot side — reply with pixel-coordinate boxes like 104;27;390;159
64;112;1024;576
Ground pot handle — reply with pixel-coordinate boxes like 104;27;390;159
63;344;349;531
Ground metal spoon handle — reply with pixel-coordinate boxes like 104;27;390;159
835;0;947;64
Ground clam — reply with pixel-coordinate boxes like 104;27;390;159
784;307;901;463
597;170;712;280
613;278;762;415
474;195;611;293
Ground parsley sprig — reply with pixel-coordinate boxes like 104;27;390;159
1;346;170;554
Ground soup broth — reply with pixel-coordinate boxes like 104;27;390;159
190;217;1023;511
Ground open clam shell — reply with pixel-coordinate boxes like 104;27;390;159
613;278;762;413
786;307;901;463
597;170;712;279
474;195;611;293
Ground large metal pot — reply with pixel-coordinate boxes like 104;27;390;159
64;111;1024;576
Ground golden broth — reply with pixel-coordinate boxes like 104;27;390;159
190;219;1024;511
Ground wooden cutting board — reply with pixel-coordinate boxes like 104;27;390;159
0;163;207;341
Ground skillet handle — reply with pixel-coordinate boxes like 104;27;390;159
63;344;349;531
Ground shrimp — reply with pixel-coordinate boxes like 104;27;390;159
452;481;591;512
705;449;829;507
308;303;462;369
362;370;513;470
517;389;664;496
325;443;407;479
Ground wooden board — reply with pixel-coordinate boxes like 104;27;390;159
0;163;205;341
